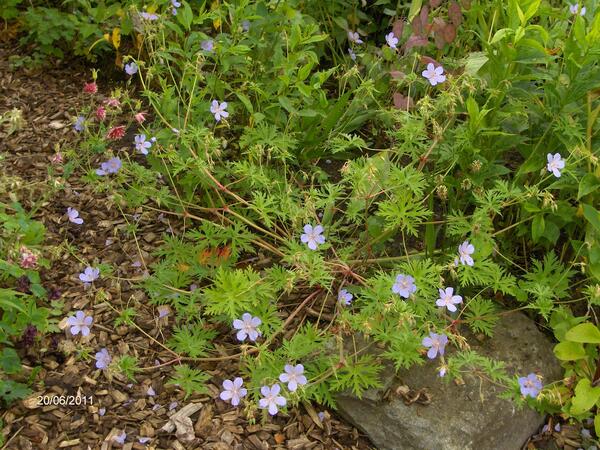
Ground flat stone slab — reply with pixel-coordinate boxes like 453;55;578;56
335;313;562;450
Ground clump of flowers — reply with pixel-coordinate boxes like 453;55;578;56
300;224;325;250
338;289;353;306
50;152;63;164
385;31;398;49
83;81;97;94
422;332;448;359
392;274;417;298
569;3;586;15
95;348;111;369
19;246;38;269
105;98;121;108
422;63;446;86
134;134;153;155
457;241;475;266
106;125;126;140
546;153;565;178
171;0;181;15
96;157;122;176
66;310;93;336
79;266;100;283
518;373;542;398
201;39;215;52
348;31;363;44
259;384;287;415
436;287;463;312
66;207;83;225
219;377;247;406
113;430;127;445
233;313;261;342
140;11;159;21
210;100;228;122
134;112;146;124
279;364;308;391
74;116;85;132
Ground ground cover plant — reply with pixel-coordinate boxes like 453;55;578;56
1;0;600;448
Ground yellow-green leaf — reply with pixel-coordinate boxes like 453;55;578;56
554;341;587;361
566;322;600;343
571;378;600;415
111;27;121;50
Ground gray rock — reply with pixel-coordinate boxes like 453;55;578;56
335;313;562;450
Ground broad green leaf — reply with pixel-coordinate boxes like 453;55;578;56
583;204;600;234
0;380;31;403
297;62;314;82
531;215;545;243
235;92;253;114
490;28;514;45
516;4;525;26
332;16;348;31
464;52;488;75
278;96;295;113
553;341;586;361
302;34;328;45
178;2;193;31
588;11;600;45
297;109;319;117
0;292;26;313
0;348;21;374
579;174;600;199
523;0;541;21
566;323;600;343
571;378;600;415
407;0;423;23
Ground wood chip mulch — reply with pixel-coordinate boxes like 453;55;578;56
0;42;374;450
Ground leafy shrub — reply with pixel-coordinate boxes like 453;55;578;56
0;202;54;405
26;0;600;433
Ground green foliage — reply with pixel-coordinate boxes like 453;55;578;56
550;310;600;424
203;267;278;322
115;355;138;381
0;202;51;405
31;0;600;428
0;380;31;406
167;365;210;399
329;355;383;399
167;323;217;358
114;307;137;327
464;298;499;337
517;252;575;319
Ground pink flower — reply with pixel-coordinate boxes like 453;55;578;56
50;153;63;164
134;112;146;124
107;125;126;140
83;82;98;94
104;98;121;108
96;106;106;121
19;246;38;269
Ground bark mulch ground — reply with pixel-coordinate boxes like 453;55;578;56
0;42;373;450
